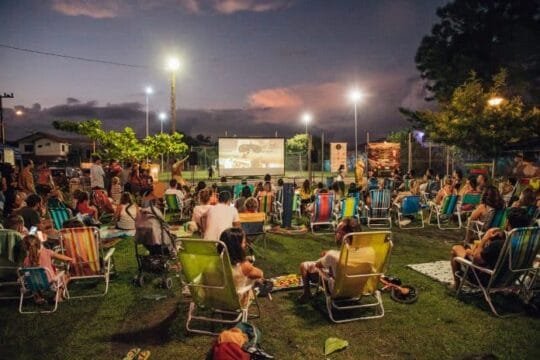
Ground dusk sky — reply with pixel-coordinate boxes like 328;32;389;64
1;0;446;142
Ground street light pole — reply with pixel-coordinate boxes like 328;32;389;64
354;101;358;165
166;57;180;134
145;86;153;138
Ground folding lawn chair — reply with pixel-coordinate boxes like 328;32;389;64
0;230;25;299
49;207;72;230
233;184;254;200
310;193;336;234
239;212;267;248
335;196;360;222
18;267;67;314
394;195;424;229
383;178;395;192
164;194;183;223
60;227;115;298
318;231;393;323
454;227;540;316
459;193;481;217
178;239;260;335
427;194;461;229
257;192;274;217
365;190;392;229
469;207;508;241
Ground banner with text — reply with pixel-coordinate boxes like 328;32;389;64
330;142;347;173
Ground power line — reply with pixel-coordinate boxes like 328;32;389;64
0;43;148;69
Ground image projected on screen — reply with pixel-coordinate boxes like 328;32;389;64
218;138;285;176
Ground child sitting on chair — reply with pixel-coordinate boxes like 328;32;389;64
298;218;364;303
219;228;264;307
22;234;73;303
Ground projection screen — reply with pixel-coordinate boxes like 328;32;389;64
218;138;285;176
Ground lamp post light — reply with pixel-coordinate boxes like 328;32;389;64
487;96;504;107
144;86;153;138
166;57;181;134
301;112;312;135
301;112;313;182
348;88;363;165
158;112;167;134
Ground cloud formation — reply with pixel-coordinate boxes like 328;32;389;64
50;0;294;18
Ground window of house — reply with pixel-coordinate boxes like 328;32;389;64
24;144;34;152
61;144;66;152
45;142;51;146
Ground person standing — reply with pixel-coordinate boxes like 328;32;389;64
90;155;105;190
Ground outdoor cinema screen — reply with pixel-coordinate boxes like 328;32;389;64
218;138;285;176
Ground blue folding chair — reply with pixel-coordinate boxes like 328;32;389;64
394;195;424;229
18;267;67;314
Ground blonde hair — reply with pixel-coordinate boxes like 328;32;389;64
23;235;41;267
112;176;120;185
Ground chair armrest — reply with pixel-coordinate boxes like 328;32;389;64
103;247;115;262
454;257;494;275
52;270;65;283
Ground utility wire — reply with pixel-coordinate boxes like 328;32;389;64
0;43;148;69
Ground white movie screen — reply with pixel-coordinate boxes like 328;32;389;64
218;138;285;176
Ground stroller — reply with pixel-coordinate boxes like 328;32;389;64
133;203;179;289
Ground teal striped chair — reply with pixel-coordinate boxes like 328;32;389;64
455;227;540;316
459;193;481;215
428;194;461;229
18;267;67;314
49;207;72;230
365;190;392;229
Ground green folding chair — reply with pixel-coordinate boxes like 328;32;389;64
0;230;25;299
164;194;183;223
49;207;72;230
455;227;540;316
365;190;392;229
427;194;461;229
335;196;360;222
179;239;260;335
318;231;393;323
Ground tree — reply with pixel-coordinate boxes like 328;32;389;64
415;0;540;103
286;134;308;154
405;70;540;162
53;119;188;162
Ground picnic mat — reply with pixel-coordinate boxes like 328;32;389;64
407;260;454;285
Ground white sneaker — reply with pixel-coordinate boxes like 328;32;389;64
399;219;412;226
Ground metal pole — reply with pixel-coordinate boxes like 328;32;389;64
321;132;324;183
354;102;358;165
170;72;176;134
408;131;412;173
428;142;432;169
308;134;312;184
366;131;370;174
145;93;149;138
446;146;450;177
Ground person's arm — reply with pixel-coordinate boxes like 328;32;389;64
470;228;500;265
114;204;122;220
51;252;74;264
232;208;241;228
469;204;485;221
241;261;263;280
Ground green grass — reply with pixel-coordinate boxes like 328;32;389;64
1;226;539;360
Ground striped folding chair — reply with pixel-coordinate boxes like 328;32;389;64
18;267;67;314
336;196;360;222
427;194;461;229
470;207;508;240
310;193;336;234
455;227;540;316
383;178;395;192
0;230;25;299
459;193;481;216
49;207;72;230
365;190;392;229
257;192;274;216
164;194;183;223
394;195;424;229
60;227;115;298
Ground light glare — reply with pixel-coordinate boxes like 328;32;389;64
301;112;312;124
487;97;504;107
166;57;181;71
348;88;363;103
145;86;153;95
158;112;167;121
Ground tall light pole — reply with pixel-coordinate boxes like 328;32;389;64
144;86;153;138
301;112;313;182
487;96;505;178
348;88;363;165
166;57;181;134
158;112;167;134
301;112;312;135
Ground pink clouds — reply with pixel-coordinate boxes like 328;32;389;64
248;88;303;108
50;0;294;18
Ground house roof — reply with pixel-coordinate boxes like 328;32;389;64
15;131;70;144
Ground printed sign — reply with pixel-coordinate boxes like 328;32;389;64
330;142;347;173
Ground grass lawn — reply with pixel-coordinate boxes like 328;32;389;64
1;225;539;360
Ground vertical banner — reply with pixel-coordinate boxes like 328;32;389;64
330;142;347;173
3;148;14;165
367;142;400;177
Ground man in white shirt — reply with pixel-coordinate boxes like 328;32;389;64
164;179;185;206
203;191;240;241
90;155;105;189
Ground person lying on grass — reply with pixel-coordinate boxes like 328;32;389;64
219;227;264;307
298;218;363;303
22;234;73;304
450;207;531;290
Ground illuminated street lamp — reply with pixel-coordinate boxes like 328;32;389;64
166;57;181;133
144;86;153;138
487;96;504;107
301;112;312;135
158;111;167;134
15;109;24;116
348;88;364;164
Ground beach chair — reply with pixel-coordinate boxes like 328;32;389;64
59;227;115;298
0;230;25;299
233;184;254;200
49;207;72;230
217;185;234;198
365;190;392;229
318;231;393;323
383;178;395;192
469;207;508;241
178;239;260;335
394;195;424;229
459;193;481;216
257;192;274;216
427;194;461;229
335;196;360;222
310;193;336;234
454;227;540;316
164;194;183;223
239;212;267;248
18;267;67;314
